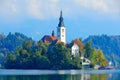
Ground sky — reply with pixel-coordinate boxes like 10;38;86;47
0;0;120;42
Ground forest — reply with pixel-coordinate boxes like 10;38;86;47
0;32;31;68
84;35;120;68
1;33;107;69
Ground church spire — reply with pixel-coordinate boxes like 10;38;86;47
60;10;62;17
58;11;65;27
57;11;66;44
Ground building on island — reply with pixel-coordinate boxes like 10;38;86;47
42;31;57;43
67;42;80;57
41;11;91;66
67;38;91;66
67;39;83;57
42;11;66;44
71;43;79;56
81;57;91;66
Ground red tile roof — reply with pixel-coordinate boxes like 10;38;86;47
42;35;57;43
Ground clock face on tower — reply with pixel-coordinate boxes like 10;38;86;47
62;29;64;33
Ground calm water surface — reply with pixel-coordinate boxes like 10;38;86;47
0;69;120;80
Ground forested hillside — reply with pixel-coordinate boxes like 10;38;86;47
0;32;31;68
0;33;119;69
4;39;107;69
0;32;31;54
83;35;120;68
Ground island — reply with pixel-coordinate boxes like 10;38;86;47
1;11;109;70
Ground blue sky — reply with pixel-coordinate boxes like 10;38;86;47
0;0;120;42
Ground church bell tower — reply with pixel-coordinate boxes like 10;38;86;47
57;11;66;44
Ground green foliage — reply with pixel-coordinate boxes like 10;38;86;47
84;41;108;67
4;34;108;69
0;53;4;68
37;40;49;55
4;40;50;69
84;41;93;58
90;49;108;66
91;74;107;80
84;35;120;68
48;42;78;69
71;55;82;69
23;40;32;51
4;53;17;69
30;54;50;69
5;41;82;69
0;32;31;54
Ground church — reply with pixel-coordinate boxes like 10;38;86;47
42;11;79;57
42;11;66;44
41;11;91;66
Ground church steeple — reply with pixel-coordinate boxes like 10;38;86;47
57;11;66;44
58;11;65;27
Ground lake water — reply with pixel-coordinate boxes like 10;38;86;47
0;69;120;80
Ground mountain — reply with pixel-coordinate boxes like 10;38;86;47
0;32;32;68
83;35;120;68
0;32;32;54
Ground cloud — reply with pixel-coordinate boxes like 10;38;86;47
26;0;72;19
0;0;19;16
0;0;74;20
0;0;120;21
74;0;120;14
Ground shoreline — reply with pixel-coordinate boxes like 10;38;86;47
0;69;118;75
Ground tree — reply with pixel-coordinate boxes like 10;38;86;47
98;50;108;66
0;53;4;68
4;53;16;69
84;41;93;58
22;40;33;52
4;37;107;69
37;40;49;55
5;39;51;69
30;52;50;69
90;49;108;66
36;56;50;69
48;42;72;69
71;55;82;69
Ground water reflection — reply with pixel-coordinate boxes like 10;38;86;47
1;74;118;80
1;70;120;80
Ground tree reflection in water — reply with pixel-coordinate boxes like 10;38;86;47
0;74;119;80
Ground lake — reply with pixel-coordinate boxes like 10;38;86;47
0;69;120;80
